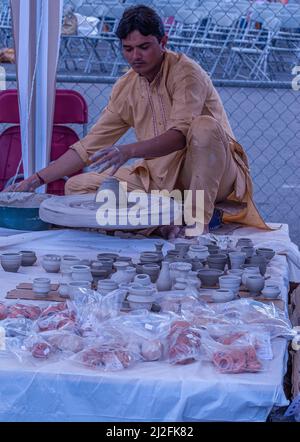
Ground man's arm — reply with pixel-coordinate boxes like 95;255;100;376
89;129;186;175
36;149;85;184
3;149;85;192
3;83;130;192
128;129;186;159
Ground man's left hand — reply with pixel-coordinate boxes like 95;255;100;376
89;145;131;175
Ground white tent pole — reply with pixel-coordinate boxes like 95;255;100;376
11;0;63;189
16;0;32;178
35;0;48;188
35;0;63;193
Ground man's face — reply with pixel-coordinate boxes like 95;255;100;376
121;30;167;77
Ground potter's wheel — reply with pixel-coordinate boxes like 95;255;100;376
39;193;181;230
0;192;53;230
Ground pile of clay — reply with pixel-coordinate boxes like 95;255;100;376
0;192;52;209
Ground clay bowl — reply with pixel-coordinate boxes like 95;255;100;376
33;277;51;296
207;244;220;255
127;294;154;311
97;253;119;262
207;253;228;271
1;252;22;272
42;255;61;273
211;289;235;303
197;269;224;287
245;275;265;296
142;263;160;283
261;283;281;299
236;238;253;248
256;248;276;261
90;262;109;280
245;257;267;276
19;250;37;266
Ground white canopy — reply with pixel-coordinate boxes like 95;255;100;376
11;0;63;183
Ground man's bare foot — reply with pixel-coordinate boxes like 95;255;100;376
157;225;185;240
157;223;209;241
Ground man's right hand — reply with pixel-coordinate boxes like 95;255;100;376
3;174;43;193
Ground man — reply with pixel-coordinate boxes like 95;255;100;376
6;5;268;237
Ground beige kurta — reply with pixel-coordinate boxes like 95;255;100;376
70;50;268;229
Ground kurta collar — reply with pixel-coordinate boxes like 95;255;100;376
139;52;167;89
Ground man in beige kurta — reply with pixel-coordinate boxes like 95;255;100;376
6;5;268;235
66;48;267;231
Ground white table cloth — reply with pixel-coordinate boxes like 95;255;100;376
0;223;295;421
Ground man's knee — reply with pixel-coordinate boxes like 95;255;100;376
187;115;220;146
65;175;81;195
187;115;225;154
65;172;104;195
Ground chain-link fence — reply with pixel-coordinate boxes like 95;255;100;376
1;0;300;243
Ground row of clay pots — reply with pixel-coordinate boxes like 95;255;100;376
202;250;269;275
34;278;95;300
198;267;269;297
0;251;37;272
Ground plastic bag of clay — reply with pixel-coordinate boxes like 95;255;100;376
39;330;85;356
2;316;34;336
182;302;233;329
39;302;69;319
1;336;26;362
70;340;136;371
201;332;265;374
114;310;175;338
205;324;273;360
91;289;127;321
177;294;199;313
67;290;103;331
165;319;202;365
106;311;174;362
0;302;9;320
34;307;77;333
210;299;293;339
11;333;63;365
7;303;42;320
155;292;186;314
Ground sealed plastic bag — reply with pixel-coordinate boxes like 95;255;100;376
166;320;202;365
201;331;264;374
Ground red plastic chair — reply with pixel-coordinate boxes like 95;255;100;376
0;89;88;194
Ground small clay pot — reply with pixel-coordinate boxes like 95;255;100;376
212;289;235;303
256;248;275;261
142;263;160;283
207;253;228;271
261;283;281;299
247;256;267;276
236;238;253;248
134;273;151;286
19;250;37;266
42;254;61;273
197;269;224;287
97;253;119;262
97;279;119;296
1;253;22;273
245;275;265;296
33;277;51;296
71;264;93;282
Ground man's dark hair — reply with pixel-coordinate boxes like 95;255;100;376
116;5;165;42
